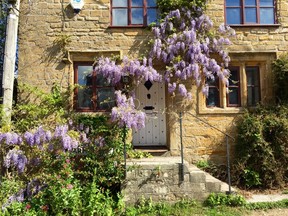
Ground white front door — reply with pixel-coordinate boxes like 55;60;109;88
133;80;167;146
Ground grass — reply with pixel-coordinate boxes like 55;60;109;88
124;197;288;216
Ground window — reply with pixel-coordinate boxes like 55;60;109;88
74;62;115;112
205;65;261;109
227;67;241;107
111;0;158;26
225;0;276;25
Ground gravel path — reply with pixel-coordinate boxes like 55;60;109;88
248;208;288;216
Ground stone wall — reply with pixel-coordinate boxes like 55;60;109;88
17;0;288;164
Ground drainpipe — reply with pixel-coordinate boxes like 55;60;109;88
2;0;20;124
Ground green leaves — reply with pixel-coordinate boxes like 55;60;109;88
234;106;288;189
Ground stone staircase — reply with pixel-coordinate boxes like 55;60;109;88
122;156;235;204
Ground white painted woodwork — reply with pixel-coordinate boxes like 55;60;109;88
133;81;167;146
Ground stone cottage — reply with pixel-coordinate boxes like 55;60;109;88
17;0;284;165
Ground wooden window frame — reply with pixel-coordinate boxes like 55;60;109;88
73;62;115;112
227;66;241;107
225;0;277;26
110;0;157;27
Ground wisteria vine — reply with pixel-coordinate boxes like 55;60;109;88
95;7;235;130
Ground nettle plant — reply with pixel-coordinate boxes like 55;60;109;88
95;3;235;130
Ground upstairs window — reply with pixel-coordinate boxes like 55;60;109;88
225;0;276;25
74;62;115;112
111;0;158;27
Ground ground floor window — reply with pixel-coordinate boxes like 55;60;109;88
73;62;115;112
206;64;261;109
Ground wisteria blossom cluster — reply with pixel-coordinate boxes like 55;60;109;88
150;8;235;97
95;56;162;85
111;90;145;130
0;125;84;174
95;7;235;130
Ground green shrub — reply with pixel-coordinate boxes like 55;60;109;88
234;106;288;189
204;193;246;207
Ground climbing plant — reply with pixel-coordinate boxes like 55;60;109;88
95;1;235;130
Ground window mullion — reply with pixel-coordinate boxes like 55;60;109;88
143;0;147;26
257;0;260;24
128;0;131;25
241;0;244;24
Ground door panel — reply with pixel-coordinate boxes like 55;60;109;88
133;80;166;146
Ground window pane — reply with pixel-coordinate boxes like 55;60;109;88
112;9;128;26
77;66;93;86
229;70;239;86
260;8;274;24
147;0;157;7
147;8;157;24
112;0;127;7
226;8;241;24
78;87;93;108
226;0;240;6
97;88;115;110
132;0;143;7
228;88;239;105
132;8;144;24
246;67;260;106
245;8;257;23
260;0;274;6
245;0;256;6
207;88;220;107
96;74;110;86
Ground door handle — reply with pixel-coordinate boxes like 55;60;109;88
143;106;155;110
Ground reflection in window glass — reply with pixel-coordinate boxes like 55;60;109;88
147;8;157;24
112;9;128;26
226;0;240;6
206;78;220;107
132;8;144;24
78;87;93;109
147;0;157;7
260;0;273;6
260;8;274;24
246;67;260;106
112;0;127;7
228;68;240;106
245;8;257;23
132;0;143;7
78;66;93;86
97;88;115;110
226;8;241;24
245;0;256;6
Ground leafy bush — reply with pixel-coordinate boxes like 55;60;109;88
9;83;74;132
0;83;127;214
272;53;288;104
204;193;246;207
233;106;288;189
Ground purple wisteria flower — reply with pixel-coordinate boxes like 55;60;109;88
4;149;28;173
111;91;146;130
0;132;22;145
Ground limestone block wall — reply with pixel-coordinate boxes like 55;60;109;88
17;0;288;164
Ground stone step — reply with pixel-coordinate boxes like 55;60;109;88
122;156;236;204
